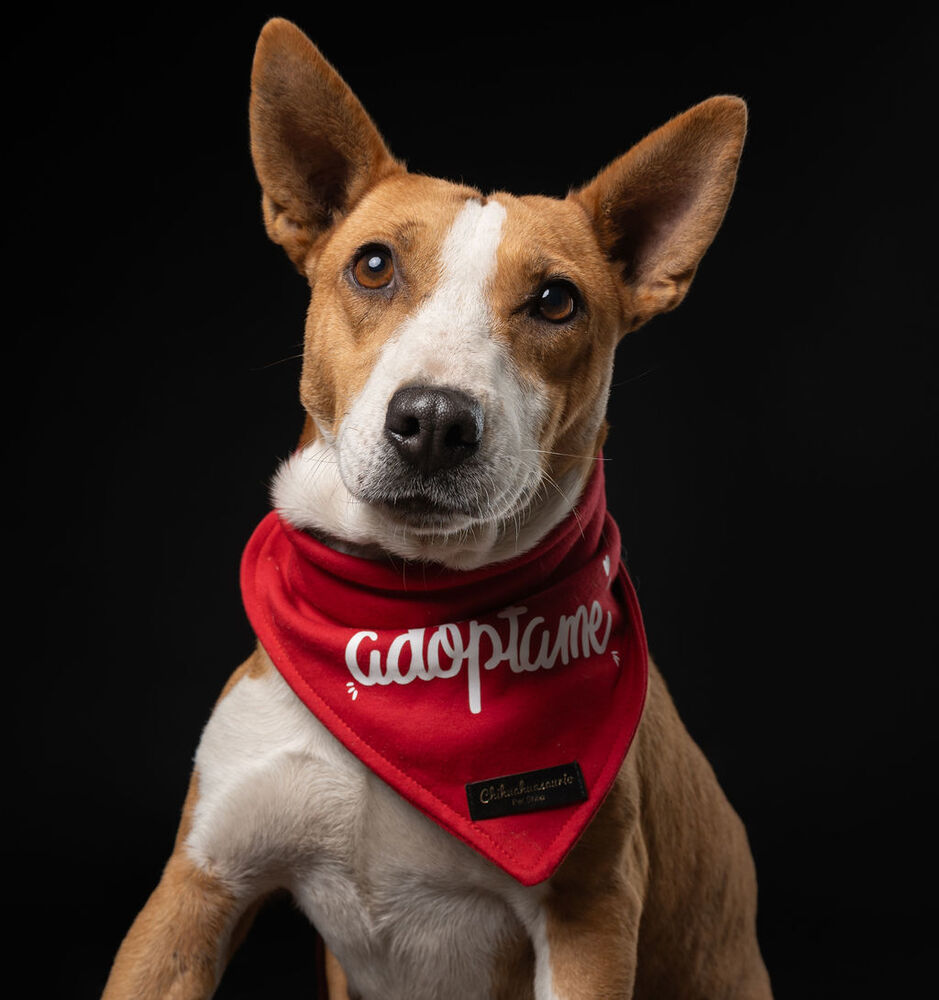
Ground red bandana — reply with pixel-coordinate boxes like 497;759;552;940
240;465;647;885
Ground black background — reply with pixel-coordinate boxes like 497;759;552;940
8;4;936;997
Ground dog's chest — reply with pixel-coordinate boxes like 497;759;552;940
185;660;532;1000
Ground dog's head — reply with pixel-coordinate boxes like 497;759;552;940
250;19;746;568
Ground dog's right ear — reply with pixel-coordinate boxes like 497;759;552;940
250;19;402;272
572;96;747;333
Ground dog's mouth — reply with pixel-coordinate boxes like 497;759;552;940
357;475;488;531
374;493;465;518
350;447;540;537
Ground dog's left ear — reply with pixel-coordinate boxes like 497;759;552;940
573;96;747;332
249;18;403;272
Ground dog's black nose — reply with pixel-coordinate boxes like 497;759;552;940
384;386;483;473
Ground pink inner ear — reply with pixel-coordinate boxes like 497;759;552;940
250;17;402;267
575;96;746;307
608;183;700;284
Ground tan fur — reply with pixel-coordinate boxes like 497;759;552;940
543;755;646;1000
544;662;771;999
325;946;355;1000
101;850;239;999
629;665;770;998
298;412;319;448
214;645;271;705
104;18;770;1000
489;193;625;486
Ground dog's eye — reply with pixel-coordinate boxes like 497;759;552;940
353;246;395;289
536;281;578;323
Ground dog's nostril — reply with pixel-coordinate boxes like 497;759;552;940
399;416;420;438
385;386;483;473
445;422;470;448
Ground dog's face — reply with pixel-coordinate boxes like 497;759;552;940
296;178;622;540
250;19;746;567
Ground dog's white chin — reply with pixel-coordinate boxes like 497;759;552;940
270;439;583;571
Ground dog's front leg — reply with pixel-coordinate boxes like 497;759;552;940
102;771;264;1000
103;653;288;999
521;774;646;1000
101;848;259;999
516;880;641;1000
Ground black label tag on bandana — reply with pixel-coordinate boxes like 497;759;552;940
466;762;588;821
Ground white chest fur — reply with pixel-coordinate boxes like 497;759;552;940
184;656;552;1000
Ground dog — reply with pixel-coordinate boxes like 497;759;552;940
102;17;772;1000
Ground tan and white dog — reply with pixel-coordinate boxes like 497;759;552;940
103;18;772;1000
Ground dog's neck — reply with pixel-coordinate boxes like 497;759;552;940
271;432;594;572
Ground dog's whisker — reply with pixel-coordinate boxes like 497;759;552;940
521;447;609;462
609;365;661;388
249;350;306;371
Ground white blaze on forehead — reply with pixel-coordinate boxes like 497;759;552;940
338;197;523;486
434;197;507;319
370;197;506;381
383;196;508;378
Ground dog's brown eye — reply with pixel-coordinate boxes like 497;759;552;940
353;246;395;289
537;282;578;323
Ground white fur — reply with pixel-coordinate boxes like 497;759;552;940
185;658;556;1000
529;907;562;1000
272;197;584;570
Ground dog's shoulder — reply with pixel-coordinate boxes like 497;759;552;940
178;649;523;889
625;660;765;993
634;659;752;843
179;647;367;884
